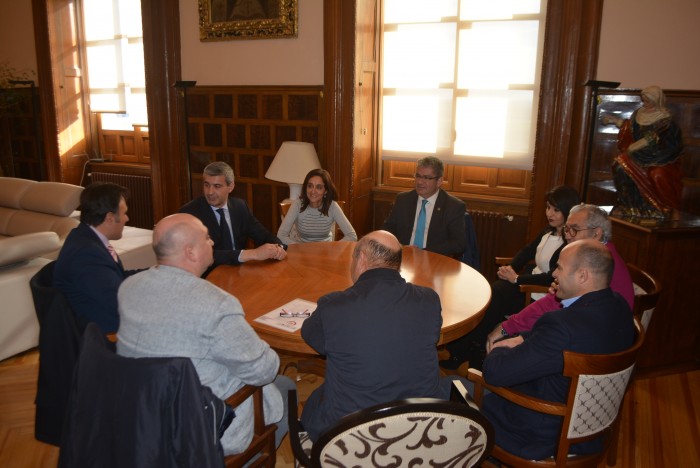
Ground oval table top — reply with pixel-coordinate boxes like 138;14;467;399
207;241;491;355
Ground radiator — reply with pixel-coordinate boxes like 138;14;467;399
469;210;512;281
89;172;154;230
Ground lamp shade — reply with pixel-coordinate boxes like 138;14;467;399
265;142;321;201
265;142;321;184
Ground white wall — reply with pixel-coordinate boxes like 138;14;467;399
179;0;324;85
2;1;699;92
597;0;700;90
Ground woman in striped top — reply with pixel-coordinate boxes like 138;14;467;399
277;169;357;244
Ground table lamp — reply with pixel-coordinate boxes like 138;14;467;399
265;141;322;202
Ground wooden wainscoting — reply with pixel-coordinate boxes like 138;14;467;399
185;86;324;234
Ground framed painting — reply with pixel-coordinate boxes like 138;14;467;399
198;0;298;41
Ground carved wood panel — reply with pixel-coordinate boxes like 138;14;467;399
185;86;324;233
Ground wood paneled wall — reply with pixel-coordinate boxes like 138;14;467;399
184;86;324;233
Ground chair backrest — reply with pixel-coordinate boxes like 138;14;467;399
58;323;228;468
461;211;481;270
279;200;346;240
556;319;645;466
310;396;493;468
626;263;661;330
30;260;82;446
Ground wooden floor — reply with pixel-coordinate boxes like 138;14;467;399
1;348;698;467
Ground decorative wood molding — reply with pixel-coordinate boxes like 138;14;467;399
184;85;324;233
141;0;187;221
529;0;604;238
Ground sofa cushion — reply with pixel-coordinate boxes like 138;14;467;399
21;181;83;217
5;211;79;241
0;232;61;267
0;256;51;361
0;177;36;209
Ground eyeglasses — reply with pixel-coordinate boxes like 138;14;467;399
414;173;440;181
563;225;596;237
279;310;311;318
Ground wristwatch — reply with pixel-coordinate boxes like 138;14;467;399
500;326;508;336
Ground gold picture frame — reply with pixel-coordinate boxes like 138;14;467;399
198;0;298;41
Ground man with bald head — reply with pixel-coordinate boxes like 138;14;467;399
477;239;636;460
300;230;454;441
117;213;295;456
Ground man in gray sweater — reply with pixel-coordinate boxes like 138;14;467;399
117;213;295;455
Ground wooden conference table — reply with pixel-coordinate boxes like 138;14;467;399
207;241;491;355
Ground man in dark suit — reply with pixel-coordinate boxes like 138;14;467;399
54;182;142;333
300;230;467;441
479;239;635;460
382;156;466;257
179;161;286;271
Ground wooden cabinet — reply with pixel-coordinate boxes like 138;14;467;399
611;215;700;371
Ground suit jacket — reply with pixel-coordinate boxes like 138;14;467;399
382;189;466;257
300;268;443;441
117;265;283;455
60;324;226;468
510;227;565;287
179;196;282;267
481;288;635;460
54;223;138;333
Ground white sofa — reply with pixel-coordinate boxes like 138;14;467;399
0;177;157;361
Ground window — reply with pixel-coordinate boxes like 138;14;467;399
81;0;147;131
381;0;547;170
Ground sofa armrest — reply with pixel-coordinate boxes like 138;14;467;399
0;232;60;267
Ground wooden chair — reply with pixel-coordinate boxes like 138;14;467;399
223;386;277;468
467;319;645;468
59;323;276;467
287;383;494;468
279;200;346;240
626;262;661;331
495;256;549;306
604;264;661;466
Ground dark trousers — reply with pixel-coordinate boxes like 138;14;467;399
446;279;525;369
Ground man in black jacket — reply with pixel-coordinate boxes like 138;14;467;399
382;156;466;258
481;240;635;459
179;161;286;272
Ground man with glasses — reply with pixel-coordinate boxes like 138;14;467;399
485;204;635;351
382;156;466;258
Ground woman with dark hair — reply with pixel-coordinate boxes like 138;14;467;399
441;185;581;370
277;169;357;244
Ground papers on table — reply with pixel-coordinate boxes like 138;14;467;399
254;298;317;332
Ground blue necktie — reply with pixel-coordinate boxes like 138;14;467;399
216;208;234;250
413;199;428;248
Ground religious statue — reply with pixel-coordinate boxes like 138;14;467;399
602;85;683;219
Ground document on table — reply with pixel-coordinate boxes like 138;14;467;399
254;298;317;332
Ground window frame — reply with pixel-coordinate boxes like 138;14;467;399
379;1;548;172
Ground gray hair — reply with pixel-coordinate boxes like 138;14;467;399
353;238;402;271
570;204;612;243
416;156;444;178
203;161;235;185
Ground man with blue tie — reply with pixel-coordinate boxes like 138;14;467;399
55;182;142;333
382;156;466;257
179;161;286;274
